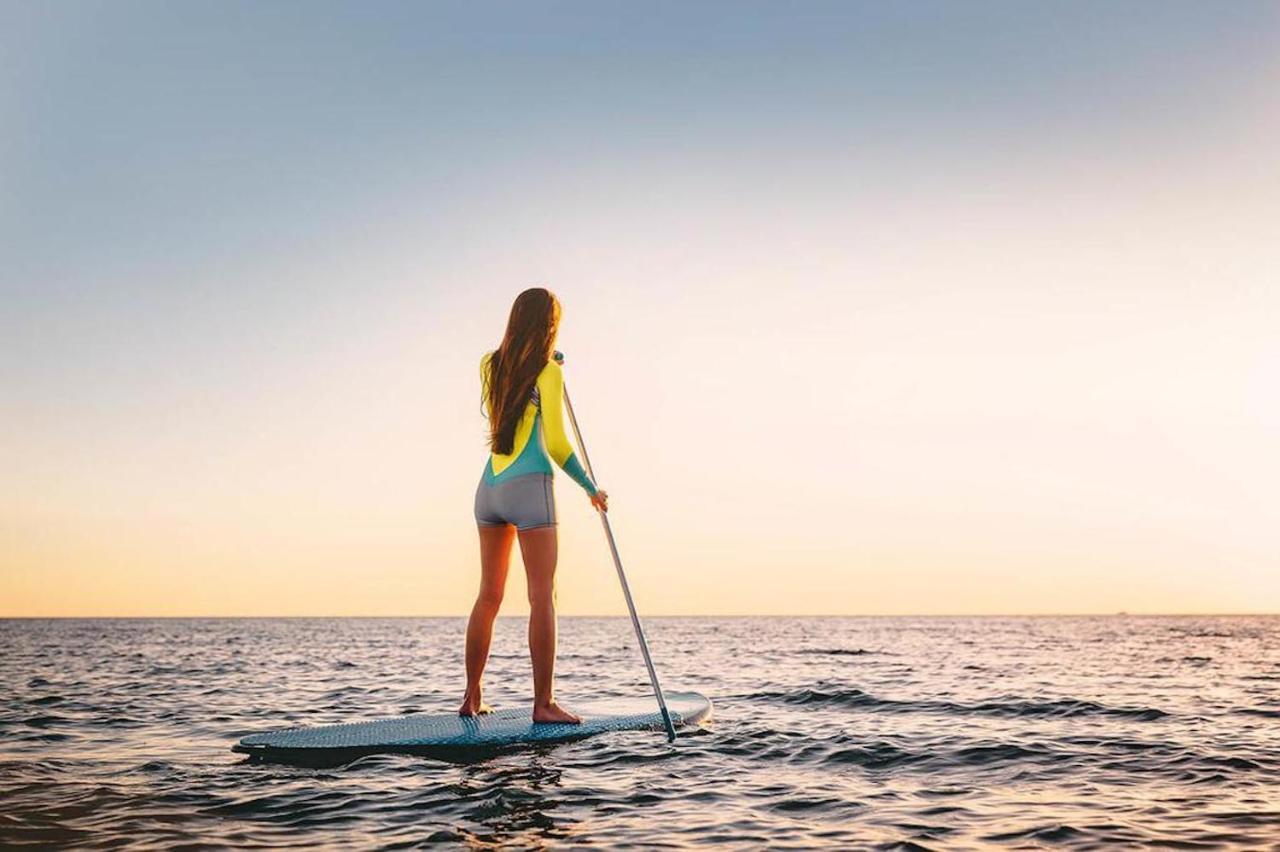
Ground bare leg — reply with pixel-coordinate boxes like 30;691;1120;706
518;526;581;724
459;524;515;716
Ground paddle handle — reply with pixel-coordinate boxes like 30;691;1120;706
560;377;677;743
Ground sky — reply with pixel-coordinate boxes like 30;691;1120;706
2;1;1277;616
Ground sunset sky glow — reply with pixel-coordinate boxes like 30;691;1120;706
3;2;1278;616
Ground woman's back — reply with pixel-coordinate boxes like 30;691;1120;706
479;352;596;494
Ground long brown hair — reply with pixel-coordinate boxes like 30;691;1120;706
484;287;561;454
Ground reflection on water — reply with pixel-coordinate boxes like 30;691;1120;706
458;756;567;845
2;616;1278;847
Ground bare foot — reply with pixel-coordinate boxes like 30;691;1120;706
458;696;494;717
532;701;582;724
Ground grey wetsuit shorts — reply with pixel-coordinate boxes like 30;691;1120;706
474;473;556;530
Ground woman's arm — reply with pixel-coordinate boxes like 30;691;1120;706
536;360;599;496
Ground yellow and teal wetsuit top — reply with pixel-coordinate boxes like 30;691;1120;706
480;353;598;496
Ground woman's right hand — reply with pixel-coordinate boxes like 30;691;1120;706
590;489;609;513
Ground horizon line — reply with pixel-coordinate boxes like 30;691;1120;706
1;612;1276;620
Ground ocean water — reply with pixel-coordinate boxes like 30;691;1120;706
2;616;1277;849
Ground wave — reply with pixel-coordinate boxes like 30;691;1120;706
750;687;1169;721
713;726;1059;772
986;824;1086;843
1236;707;1280;719
21;715;69;728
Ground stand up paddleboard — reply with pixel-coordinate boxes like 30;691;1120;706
233;692;711;761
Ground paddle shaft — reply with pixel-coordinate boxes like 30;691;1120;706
560;383;677;742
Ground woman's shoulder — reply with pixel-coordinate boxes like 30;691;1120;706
532;358;563;393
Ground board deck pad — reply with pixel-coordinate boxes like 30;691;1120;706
234;691;711;755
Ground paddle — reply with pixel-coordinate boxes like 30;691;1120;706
555;352;678;742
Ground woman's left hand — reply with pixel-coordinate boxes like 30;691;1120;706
590;489;609;513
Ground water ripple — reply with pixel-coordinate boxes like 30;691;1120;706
2;615;1277;848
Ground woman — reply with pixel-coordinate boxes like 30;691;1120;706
461;287;608;724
